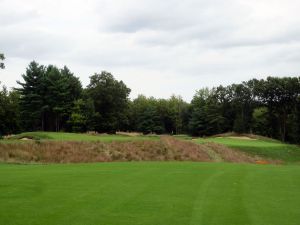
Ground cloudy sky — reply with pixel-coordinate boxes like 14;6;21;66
1;0;300;101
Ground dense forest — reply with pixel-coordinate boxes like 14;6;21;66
1;59;300;144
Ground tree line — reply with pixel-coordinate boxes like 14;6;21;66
1;60;300;143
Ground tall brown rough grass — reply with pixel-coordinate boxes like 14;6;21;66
0;137;277;164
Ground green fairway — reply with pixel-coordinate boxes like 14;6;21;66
0;162;300;225
195;137;300;162
4;132;157;142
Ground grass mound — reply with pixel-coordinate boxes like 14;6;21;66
211;132;276;141
0;136;266;164
0;162;299;225
195;136;300;162
6;132;158;142
3;132;299;163
9;132;53;140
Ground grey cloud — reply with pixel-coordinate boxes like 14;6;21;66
1;0;300;101
213;30;300;49
0;28;74;60
100;0;236;33
98;0;300;53
0;9;39;26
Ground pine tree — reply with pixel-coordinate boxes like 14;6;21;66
17;61;46;131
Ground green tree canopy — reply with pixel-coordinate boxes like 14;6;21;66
0;84;20;136
87;71;131;133
17;62;82;131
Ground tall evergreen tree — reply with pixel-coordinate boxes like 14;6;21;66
17;62;82;131
17;61;46;131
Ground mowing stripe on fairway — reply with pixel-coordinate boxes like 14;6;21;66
0;162;300;225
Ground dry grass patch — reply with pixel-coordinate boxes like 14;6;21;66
0;137;211;163
0;136;279;164
205;142;259;163
203;142;281;164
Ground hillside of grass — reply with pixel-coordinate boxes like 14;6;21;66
195;136;300;163
1;136;256;164
2;132;300;164
4;132;158;142
1;162;299;225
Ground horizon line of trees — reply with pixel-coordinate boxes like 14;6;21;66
1;60;300;143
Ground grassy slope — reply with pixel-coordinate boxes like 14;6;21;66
4;132;157;142
3;132;300;162
0;162;299;225
195;137;300;162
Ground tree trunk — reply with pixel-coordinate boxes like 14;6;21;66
55;114;59;132
41;113;44;131
281;110;287;142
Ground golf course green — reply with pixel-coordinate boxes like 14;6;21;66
1;162;300;225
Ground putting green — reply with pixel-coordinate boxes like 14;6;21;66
1;162;299;225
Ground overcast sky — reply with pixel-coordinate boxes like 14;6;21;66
1;0;300;101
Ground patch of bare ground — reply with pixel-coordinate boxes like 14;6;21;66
116;132;143;137
0;136;280;164
212;132;276;142
226;136;256;140
20;137;34;141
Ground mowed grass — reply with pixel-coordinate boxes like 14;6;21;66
195;137;300;162
3;132;157;142
0;162;300;225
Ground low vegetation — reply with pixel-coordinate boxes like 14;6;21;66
0;132;290;164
